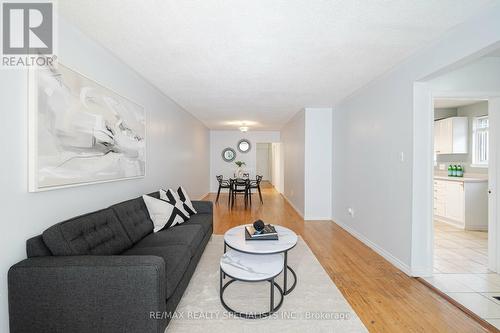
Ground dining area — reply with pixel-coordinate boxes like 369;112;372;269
216;174;264;208
213;136;276;208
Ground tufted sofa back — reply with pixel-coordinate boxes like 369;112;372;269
110;197;154;243
42;208;133;256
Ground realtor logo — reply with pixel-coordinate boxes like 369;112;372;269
2;2;53;54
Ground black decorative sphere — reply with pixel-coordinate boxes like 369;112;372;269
253;220;265;231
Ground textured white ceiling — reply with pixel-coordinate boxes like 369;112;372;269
59;0;499;130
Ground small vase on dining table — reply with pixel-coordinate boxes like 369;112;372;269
234;161;246;179
235;167;244;178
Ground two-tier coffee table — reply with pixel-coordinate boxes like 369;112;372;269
219;250;285;318
219;225;298;318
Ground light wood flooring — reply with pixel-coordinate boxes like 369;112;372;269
205;183;495;332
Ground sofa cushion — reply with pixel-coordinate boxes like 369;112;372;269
142;195;189;231
122;244;190;299
147;191;161;199
26;235;52;258
184;213;212;235
160;189;191;219
110;197;153;243
177;186;197;215
42;208;133;256
133;224;205;257
192;201;213;215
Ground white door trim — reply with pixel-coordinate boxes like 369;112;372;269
489;98;500;271
411;86;500;277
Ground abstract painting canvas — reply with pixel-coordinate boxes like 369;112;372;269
28;63;146;192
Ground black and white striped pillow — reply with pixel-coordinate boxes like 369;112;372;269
160;189;191;218
142;195;189;232
177;186;197;215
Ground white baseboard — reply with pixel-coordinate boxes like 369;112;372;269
305;216;333;221
468;226;488;231
334;219;412;276
198;192;210;200
282;194;304;218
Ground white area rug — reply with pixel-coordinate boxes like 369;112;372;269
167;235;367;332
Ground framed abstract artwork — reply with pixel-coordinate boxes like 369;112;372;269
28;63;146;192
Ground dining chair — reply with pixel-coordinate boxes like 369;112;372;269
216;175;231;205
248;175;264;204
231;178;250;208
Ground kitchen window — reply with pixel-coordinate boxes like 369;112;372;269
472;116;489;167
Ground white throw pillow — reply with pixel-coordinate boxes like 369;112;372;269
160;189;191;218
142;195;188;232
177;186;197;215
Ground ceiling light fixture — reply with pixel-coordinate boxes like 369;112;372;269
238;121;249;132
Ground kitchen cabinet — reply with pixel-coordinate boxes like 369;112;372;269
434;117;468;154
433;177;488;230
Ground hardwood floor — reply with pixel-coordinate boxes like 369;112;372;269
205;183;495;332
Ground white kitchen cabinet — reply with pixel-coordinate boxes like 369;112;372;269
434;117;468;154
443;181;464;222
433;177;488;230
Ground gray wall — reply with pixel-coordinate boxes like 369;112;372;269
332;5;500;274
0;17;209;331
304;108;333;220
434;101;488;174
282;107;333;220
281;110;305;216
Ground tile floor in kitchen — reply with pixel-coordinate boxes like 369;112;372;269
425;221;500;328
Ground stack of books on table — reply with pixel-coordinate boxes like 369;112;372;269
245;224;278;240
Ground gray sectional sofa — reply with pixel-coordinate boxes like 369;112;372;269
8;191;213;333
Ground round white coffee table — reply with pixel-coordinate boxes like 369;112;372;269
219;250;284;318
223;225;298;295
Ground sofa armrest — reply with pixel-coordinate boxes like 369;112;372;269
8;255;167;333
192;200;213;215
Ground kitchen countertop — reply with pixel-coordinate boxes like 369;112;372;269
434;175;488;183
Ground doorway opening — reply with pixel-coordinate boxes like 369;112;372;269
255;142;284;194
256;143;272;183
432;99;489;277
410;46;500;325
425;96;500;325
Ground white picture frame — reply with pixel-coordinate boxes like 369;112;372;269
28;63;146;192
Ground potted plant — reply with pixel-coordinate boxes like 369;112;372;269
234;161;246;178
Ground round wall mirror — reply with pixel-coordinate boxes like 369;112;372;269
237;139;251;153
221;147;236;162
